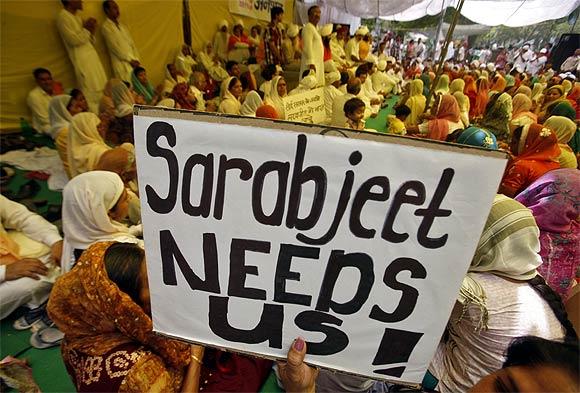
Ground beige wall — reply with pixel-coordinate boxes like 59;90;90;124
0;0;293;130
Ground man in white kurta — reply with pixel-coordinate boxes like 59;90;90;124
27;68;58;134
300;6;325;87
101;0;140;82
0;195;63;320
56;0;107;113
323;72;343;124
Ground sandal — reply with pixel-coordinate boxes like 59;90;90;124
30;326;64;349
12;305;46;331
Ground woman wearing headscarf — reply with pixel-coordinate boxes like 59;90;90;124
509;93;537;133
426;194;575;393
544;116;578;169
171;82;196;110
434;74;450;95
463;75;478;116
565;85;580;119
537;85;566;122
489;74;507;96
131;67;159;105
198;41;229;83
264;76;287;120
60;171;142;271
499;123;561;198
407;94;463;141
99;80;116;120
401;79;425;127
549;101;577;121
531;82;545;107
48;241;201;392
103;80;136;144
449;78;465;96
67;113;133;178
450;79;470;127
478;92;512;142
49;95;74;177
515;169;580;299
514;85;532;98
239;90;263;117
562;79;573;96
456;126;497;149
453;92;470;128
472;77;489;118
218;76;242;115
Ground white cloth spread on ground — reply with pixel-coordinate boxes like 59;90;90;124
0;148;68;191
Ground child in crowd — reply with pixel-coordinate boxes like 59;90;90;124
387;105;410;135
344;97;366;130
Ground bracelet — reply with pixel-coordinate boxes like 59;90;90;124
191;354;203;365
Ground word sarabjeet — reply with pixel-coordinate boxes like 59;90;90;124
134;109;507;385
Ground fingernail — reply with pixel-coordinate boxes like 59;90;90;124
293;337;305;351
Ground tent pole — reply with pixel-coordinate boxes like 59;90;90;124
433;0;447;53
183;0;192;47
425;0;466;110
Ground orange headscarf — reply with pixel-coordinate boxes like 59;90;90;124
566;85;580;114
427;95;461;141
48;242;191;368
463;75;477;96
490;74;506;93
515;123;560;164
473;77;489;117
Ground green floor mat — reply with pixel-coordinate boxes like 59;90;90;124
1;316;75;392
364;95;400;133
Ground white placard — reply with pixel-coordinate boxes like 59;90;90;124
134;110;507;385
229;0;284;22
283;88;325;124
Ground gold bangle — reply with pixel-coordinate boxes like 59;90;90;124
191;354;203;365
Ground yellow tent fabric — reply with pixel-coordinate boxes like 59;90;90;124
0;0;293;130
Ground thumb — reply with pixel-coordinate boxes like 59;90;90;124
286;337;306;379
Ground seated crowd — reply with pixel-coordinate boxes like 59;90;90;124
2;0;579;392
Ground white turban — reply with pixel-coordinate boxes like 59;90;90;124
487;62;495;72
234;19;244;28
218;20;228;29
325;71;341;85
300;75;318;89
287;24;299;38
377;60;387;71
320;23;333;37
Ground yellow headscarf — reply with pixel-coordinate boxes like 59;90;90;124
562;79;572;95
544;115;578;168
453;91;470;127
404;79;426;126
434;74;450;95
449;78;465;95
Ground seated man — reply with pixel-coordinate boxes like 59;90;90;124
190;71;217;112
0;195;63;321
26;68;63;134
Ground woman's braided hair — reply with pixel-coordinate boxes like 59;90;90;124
528;275;578;342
